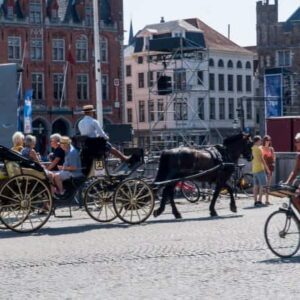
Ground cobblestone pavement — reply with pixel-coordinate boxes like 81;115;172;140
1;195;300;300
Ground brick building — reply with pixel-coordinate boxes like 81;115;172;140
256;0;300;132
0;0;123;155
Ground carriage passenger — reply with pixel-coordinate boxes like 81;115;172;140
21;135;41;163
47;133;65;171
11;131;24;153
52;136;83;196
285;133;300;186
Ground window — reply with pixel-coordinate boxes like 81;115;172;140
246;61;251;69
102;75;108;100
218;59;224;68
76;36;88;62
53;73;64;101
76;74;89;101
148;101;155;122
32;73;44;101
85;5;93;26
237;75;243;92
218;74;224;91
246;75;252;92
157;99;164;121
219;98;225;120
237;61;242;69
138;101;145;122
198;98;204;120
8;36;21;60
126;84;132;101
276;50;291;67
52;39;65;61
228;98;234;120
137;56;143;64
7;6;13;19
227;60;233;68
126;65;132;77
174;100;188;121
209;98;215;120
127;108;133;123
30;38;43;60
227;74;234;92
246;98;252;120
29;0;42;24
148;71;154;87
174;69;186;91
197;71;203;85
138;73;144;88
209;58;214;67
100;37;108;62
209;73;215;91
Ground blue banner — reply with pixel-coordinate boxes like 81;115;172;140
264;74;282;118
23;89;33;134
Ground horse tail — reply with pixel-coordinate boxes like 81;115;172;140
154;151;170;183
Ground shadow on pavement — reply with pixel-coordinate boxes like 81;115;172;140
0;222;129;239
145;214;244;225
260;255;300;264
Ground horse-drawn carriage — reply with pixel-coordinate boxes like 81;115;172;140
0;136;154;233
0;132;253;234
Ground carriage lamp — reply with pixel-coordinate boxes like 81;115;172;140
232;119;239;129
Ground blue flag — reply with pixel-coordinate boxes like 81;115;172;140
24;89;33;134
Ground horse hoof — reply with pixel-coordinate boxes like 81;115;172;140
230;205;237;213
210;211;218;217
153;209;161;218
174;213;182;219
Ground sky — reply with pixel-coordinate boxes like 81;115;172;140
123;0;298;46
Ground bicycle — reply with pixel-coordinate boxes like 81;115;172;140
220;163;253;197
264;183;300;258
175;180;201;203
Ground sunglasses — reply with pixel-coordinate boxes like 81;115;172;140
295;141;300;144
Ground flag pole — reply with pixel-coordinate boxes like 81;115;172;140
93;0;103;125
60;60;69;108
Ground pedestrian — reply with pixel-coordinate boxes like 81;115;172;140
252;135;270;207
11;131;24;153
260;135;276;205
78;105;136;164
46;133;65;171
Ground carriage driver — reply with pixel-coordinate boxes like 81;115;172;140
52;136;83;196
78;105;134;164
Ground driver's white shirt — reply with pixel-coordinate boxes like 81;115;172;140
78;115;109;139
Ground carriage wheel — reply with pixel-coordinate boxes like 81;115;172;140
0;175;52;233
113;178;154;225
84;178;117;223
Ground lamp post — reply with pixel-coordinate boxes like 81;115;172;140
93;0;103;126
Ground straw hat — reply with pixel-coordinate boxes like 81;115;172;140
60;136;71;145
82;105;96;113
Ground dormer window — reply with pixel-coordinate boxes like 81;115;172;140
29;0;42;24
7;6;13;20
51;9;58;21
174;32;183;38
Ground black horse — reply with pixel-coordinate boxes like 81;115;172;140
153;133;253;218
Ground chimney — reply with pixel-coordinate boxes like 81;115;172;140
160;17;165;23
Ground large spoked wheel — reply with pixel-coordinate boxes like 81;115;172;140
264;210;300;258
84;179;117;223
181;180;201;203
0;175;52;233
113;178;154;225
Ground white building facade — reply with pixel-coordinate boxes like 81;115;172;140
124;19;255;151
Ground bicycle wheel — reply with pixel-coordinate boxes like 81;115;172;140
238;173;253;195
181;180;200;203
264;210;300;258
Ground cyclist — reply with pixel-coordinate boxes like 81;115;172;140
285;133;300;185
